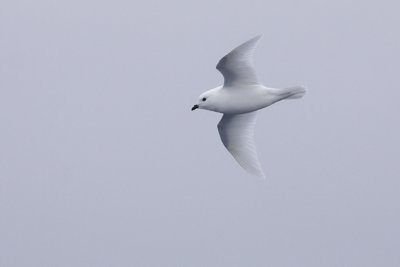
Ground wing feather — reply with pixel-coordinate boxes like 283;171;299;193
217;112;265;178
216;35;262;87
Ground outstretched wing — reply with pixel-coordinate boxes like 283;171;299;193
216;35;262;87
217;112;265;178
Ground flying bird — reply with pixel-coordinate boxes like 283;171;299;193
191;35;306;178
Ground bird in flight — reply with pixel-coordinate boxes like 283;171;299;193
191;35;306;178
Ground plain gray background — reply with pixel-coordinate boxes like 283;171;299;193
1;0;399;266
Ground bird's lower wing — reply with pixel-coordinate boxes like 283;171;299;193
217;112;265;178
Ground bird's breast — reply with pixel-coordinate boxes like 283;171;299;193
216;87;273;114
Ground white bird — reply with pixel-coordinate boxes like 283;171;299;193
191;35;306;178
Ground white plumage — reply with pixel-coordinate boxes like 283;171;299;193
192;35;306;178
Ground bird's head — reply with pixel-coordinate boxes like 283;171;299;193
191;87;221;112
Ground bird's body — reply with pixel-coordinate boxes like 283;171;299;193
192;35;306;178
199;84;305;114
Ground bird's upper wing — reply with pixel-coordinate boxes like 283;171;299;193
217;112;265;178
216;35;262;87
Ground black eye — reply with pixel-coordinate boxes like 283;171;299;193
202;97;207;101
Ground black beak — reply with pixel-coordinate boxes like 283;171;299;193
191;105;199;111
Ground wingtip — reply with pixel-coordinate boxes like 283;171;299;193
256;171;267;180
248;34;263;42
236;35;263;48
244;168;266;179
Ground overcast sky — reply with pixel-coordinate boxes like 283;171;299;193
1;0;400;266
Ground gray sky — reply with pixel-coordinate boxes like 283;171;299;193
1;0;400;266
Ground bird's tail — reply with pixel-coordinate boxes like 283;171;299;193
281;86;307;100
